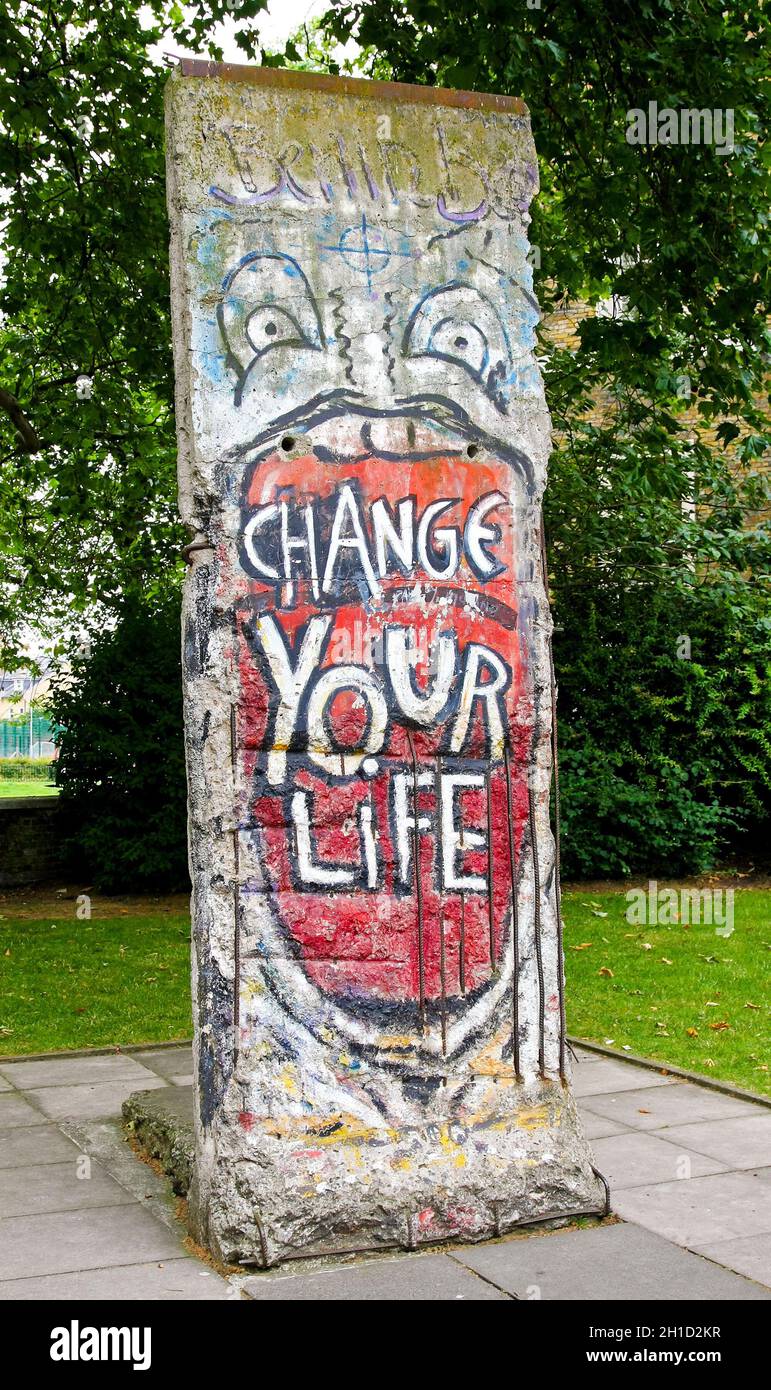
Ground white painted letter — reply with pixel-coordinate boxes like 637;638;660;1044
385;628;456;726
449;643;509;759
292;790;355;885
254;613;331;784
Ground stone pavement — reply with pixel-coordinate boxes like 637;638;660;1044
0;1043;769;1300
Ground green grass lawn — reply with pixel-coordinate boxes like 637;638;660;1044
563;887;770;1095
0;780;58;797
0;913;191;1053
1;891;768;1095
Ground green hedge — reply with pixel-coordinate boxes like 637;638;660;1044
49;591;188;893
0;758;54;782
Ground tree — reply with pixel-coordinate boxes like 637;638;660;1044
1;1;768;877
49;589;188;891
0;1;272;660
311;0;771;874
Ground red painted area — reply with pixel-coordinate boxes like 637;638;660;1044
231;446;533;1008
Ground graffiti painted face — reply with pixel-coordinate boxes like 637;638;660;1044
216;208;539;1070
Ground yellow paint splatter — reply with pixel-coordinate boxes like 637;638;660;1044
279;1065;300;1098
515;1106;549;1129
437;1125;467;1167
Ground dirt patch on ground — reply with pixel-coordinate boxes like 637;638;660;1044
2;868;767;921
563;868;771;894
0;883;190;920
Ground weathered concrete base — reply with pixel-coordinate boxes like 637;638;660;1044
123;1082;604;1267
122;1087;194;1196
190;1080;605;1267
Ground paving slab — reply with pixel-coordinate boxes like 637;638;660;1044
0;1160;136;1218
692;1234;771;1288
0;1075;12;1092
572;1058;681;1097
0;1092;48;1128
26;1075;167;1121
132;1047;194;1080
591;1132;729;1190
63;1117;184;1232
452;1221;771;1300
241;1253;510;1301
612;1170;771;1247
0;1053;159;1090
577;1109;629;1140
0;1258;233;1301
169;1074;195;1087
581;1082;759;1131
571;1046;606;1064
653;1114;771;1170
0;1124;81;1168
0;1204;185;1280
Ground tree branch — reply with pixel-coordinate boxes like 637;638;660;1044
0;387;43;453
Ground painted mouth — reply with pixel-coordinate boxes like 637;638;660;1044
230;417;536;1030
227;393;535;496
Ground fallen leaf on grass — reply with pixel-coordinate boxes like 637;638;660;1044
640;942;653;951
744;1002;761;1010
591;910;608;918
598;967;614;978
686;1027;699;1037
570;942;593;951
708;1020;731;1031
659;957;673;965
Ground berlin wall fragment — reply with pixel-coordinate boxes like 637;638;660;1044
166;60;605;1265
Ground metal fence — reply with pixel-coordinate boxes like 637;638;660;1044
0;716;57;761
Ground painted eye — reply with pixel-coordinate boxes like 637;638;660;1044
426;318;489;377
246;305;310;357
218;251;325;405
402;283;510;390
